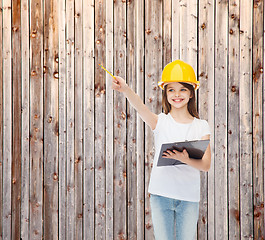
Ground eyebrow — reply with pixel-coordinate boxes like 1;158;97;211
167;86;187;90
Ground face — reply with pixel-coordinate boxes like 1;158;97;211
166;82;192;109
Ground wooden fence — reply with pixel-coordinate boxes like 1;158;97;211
0;0;264;239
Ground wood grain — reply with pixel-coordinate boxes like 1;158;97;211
239;0;254;238
113;0;127;239
0;1;264;239
66;0;75;238
83;0;95;239
228;1;240;239
21;0;30;238
11;0;22;238
252;0;264;238
29;0;44;238
215;1;228;239
2;0;12;239
43;0;59;238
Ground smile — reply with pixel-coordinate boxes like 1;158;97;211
172;99;184;103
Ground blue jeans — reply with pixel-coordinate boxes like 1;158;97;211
150;194;199;240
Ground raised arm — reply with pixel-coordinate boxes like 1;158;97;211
112;76;158;130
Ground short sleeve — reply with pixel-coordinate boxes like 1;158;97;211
152;113;166;134
201;120;211;137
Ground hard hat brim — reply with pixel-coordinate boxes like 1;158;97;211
158;81;199;90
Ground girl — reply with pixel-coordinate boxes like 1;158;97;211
111;60;211;240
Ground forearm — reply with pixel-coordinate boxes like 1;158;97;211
123;86;149;116
183;158;211;172
113;77;157;130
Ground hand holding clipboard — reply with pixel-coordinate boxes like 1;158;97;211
157;139;210;167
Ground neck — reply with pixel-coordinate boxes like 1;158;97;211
169;106;194;121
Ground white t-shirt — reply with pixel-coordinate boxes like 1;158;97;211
148;112;211;202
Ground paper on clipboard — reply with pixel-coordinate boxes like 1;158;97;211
157;139;210;167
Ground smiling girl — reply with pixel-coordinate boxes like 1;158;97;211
111;60;211;240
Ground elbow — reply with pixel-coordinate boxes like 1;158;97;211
202;165;211;172
201;159;211;172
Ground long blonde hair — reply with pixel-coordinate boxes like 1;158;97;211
162;83;199;118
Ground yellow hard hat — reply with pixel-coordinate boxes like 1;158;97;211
158;60;200;90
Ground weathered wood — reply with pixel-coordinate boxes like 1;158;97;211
43;0;59;239
179;0;188;60
11;1;22;239
185;0;197;69
239;0;254;238
127;0;137;239
252;0;264;239
163;0;171;66
204;2;216;240
0;0;3;237
105;0;113;239
198;0;215;239
1;1;265;239
228;1;240;239
29;0;44;238
95;0;106;239
58;0;66;239
21;0;30;239
145;1;163;239
172;0;180;60
136;0;145;239
83;0;95;239
2;0;12;239
113;0;127;239
215;1;228;239
74;0;83;239
66;0;75;238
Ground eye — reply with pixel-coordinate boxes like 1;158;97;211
168;89;174;92
180;88;187;91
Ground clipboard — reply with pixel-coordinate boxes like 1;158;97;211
157;139;210;167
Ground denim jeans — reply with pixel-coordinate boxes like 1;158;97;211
150;194;199;240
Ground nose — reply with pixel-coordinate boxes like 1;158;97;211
175;91;180;97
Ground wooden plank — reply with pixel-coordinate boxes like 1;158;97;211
184;0;197;70
144;1;162;239
12;0;22;238
172;0;180;60
198;0;215;239
105;0;113;239
252;0;264;238
179;0;188;61
127;1;137;239
95;0;106;239
163;0;171;65
21;0;30;238
74;1;83;239
43;0;59;239
113;0;127;239
29;0;44;238
239;0;254;238
66;0;75;238
136;0;145;239
0;0;3;237
2;0;12;239
58;0;66;238
227;0;240;239
215;1;228;239
262;11;265;238
205;3;215;240
83;0;95;239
